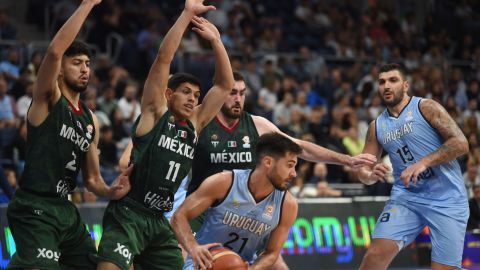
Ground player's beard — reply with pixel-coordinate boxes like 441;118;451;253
64;77;88;93
221;103;242;119
381;89;404;107
267;166;290;191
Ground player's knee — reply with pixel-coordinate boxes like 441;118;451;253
364;245;390;261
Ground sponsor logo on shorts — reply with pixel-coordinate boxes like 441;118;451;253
37;248;60;262
114;243;132;264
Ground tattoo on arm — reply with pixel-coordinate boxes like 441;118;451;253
419;99;468;166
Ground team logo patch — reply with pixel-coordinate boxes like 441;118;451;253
228;141;237;148
263;204;274;219
242;136;251;148
86;124;93;139
168;116;175;130
232;197;240;208
178;130;187;139
211;134;219;147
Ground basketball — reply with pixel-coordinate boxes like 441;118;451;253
210;247;248;270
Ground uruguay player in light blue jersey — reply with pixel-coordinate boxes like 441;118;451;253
358;63;469;270
171;133;302;270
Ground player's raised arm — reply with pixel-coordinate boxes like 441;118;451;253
29;0;101;126
136;0;215;137
252;115;377;168
250;193;298;270
191;17;234;133
171;172;231;270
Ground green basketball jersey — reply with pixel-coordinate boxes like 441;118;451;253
19;96;95;198
188;112;259;194
128;110;197;213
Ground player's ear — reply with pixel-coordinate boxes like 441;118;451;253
403;79;409;93
262;155;273;169
165;88;174;101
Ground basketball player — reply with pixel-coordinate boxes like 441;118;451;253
6;0;132;269
171;133;302;270
95;1;234;269
119;71;377;268
357;63;469;270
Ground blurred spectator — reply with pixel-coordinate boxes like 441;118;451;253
467;185;480;231
313;163;342;197
117;81;140;129
464;161;480;198
27;51;44;79
0;47;20;86
110;107;129;143
285;108;308;138
98;125;118;184
0;73;15;128
84;88;111;127
10;67;33;100
272;92;294;127
257;79;279;120
15;79;33;119
0;8;17;40
97;83;118;117
291;91;311;119
367;94;383;120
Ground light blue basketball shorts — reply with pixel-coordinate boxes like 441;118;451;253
372;200;468;268
164;175;188;221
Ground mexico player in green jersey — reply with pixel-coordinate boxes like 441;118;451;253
95;1;234;270
6;1;131;269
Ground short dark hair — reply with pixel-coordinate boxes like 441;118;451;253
233;71;245;82
168;73;201;90
64;40;92;58
379;63;408;79
256;132;302;164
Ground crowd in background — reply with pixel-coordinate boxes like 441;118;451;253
0;0;479;225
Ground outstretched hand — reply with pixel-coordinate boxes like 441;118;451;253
191;16;220;42
185;0;216;16
348;153;377;169
108;165;133;200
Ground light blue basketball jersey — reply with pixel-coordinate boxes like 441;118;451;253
194;169;285;264
375;96;467;206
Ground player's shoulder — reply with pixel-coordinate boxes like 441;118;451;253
282;191;298;209
203;171;234;189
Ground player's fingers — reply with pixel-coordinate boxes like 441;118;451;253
412;172;418;186
122;164;134;176
400;171;408;187
204;5;216;12
206;243;221;250
358;154;377;163
374;165;389;174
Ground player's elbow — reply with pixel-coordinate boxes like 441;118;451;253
459;138;469;155
214;79;234;93
45;45;64;61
